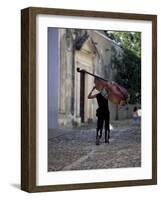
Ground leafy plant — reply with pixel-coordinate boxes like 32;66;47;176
106;31;141;104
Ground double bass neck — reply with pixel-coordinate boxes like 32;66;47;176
77;67;108;82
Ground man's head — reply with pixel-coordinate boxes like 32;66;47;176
94;77;103;91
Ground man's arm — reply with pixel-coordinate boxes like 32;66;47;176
88;86;97;99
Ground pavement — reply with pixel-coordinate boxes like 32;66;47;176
48;119;141;171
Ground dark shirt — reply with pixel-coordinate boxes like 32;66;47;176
96;93;109;118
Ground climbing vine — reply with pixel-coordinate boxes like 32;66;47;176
105;31;141;104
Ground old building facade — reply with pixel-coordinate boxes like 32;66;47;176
48;28;134;129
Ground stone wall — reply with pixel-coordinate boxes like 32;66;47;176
51;28;134;127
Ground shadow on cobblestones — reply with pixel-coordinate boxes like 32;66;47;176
48;119;141;171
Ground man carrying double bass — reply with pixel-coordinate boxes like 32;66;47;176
77;67;129;145
88;77;129;145
88;78;110;145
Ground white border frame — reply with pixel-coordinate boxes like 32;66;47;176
36;14;152;186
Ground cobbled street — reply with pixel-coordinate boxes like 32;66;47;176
48;119;141;171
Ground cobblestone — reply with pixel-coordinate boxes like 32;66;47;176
48;119;141;171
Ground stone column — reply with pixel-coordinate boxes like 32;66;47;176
59;29;77;127
73;56;81;126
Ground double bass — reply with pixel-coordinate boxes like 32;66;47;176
77;68;129;105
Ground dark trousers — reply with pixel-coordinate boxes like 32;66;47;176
96;112;110;145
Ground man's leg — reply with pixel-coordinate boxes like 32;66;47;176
105;115;110;143
96;117;100;145
99;117;104;139
96;117;103;145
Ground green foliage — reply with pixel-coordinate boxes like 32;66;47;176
106;31;141;104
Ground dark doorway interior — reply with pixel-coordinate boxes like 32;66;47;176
80;72;85;122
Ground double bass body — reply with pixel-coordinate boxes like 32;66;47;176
77;68;129;105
